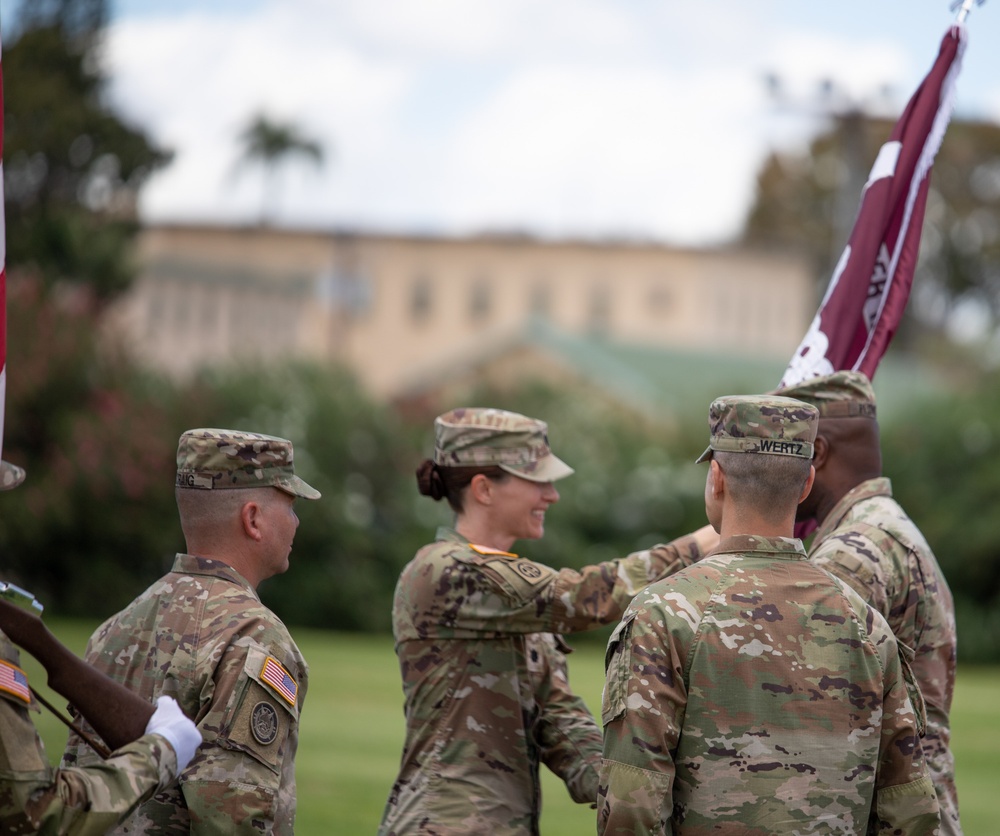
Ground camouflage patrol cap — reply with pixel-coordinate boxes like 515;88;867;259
775;370;877;419
176;428;321;499
0;461;25;491
696;395;818;463
434;408;574;483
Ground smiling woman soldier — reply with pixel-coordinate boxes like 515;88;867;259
378;407;717;836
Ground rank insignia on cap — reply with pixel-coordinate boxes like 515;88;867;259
260;656;297;707
0;659;31;704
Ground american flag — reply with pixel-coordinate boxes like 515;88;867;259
260;656;297;706
779;24;966;388
0;659;31;704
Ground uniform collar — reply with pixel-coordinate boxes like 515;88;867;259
435;526;519;557
436;526;468;545
813;476;891;543
171;553;260;598
710;533;807;559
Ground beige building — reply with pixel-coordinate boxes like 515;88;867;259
113;224;813;399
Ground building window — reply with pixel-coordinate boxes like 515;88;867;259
146;287;164;339
587;282;611;336
469;277;491;321
200;289;217;331
172;289;189;337
324;269;373;316
530;279;551;319
410;275;432;323
647;281;673;315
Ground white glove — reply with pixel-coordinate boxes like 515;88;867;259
145;695;202;774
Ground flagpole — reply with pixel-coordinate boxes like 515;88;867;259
952;0;986;25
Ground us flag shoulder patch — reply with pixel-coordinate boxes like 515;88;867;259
0;658;31;704
259;656;297;707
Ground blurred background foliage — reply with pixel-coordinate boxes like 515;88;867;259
2;314;999;662
1;0;998;660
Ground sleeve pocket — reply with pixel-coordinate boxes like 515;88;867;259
219;645;299;774
601;614;635;726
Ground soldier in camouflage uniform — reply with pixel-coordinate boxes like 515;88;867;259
778;370;960;834
62;429;321;835
379;407;719;836
599;395;939;835
0;460;201;835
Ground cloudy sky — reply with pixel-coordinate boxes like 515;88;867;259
5;0;999;245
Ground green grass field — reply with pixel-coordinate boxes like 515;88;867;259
20;621;998;835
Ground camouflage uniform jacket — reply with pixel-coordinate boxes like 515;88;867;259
61;554;308;835
379;526;706;836
0;632;179;835
810;476;960;834
599;534;939;836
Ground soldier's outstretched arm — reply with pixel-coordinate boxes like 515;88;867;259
0;595;160;749
19;733;182;836
531;634;602;805
409;525;719;641
0;631;200;835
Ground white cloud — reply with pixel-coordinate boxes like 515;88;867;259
93;0;1000;244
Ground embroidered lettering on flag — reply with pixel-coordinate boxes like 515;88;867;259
260;656;297;706
779;24;966;388
0;658;30;703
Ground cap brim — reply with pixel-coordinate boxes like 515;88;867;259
0;461;26;491
695;446;713;464
275;475;322;500
500;453;575;483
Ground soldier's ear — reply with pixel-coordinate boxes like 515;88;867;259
241;500;265;541
812;435;830;470
467;473;494;506
708;459;726;499
799;465;816;504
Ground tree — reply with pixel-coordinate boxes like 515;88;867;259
0;0;177;609
881;373;1000;662
3;0;172;300
235;113;326;224
741;115;1000;351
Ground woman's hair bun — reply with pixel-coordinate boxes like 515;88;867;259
415;458;447;501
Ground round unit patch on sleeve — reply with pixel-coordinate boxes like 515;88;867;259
250;701;279;745
512;561;545;583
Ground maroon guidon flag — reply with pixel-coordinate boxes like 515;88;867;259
779;24;966;388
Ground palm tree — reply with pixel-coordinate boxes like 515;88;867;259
236;113;326;225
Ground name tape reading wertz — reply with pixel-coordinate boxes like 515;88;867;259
756;440;806;456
